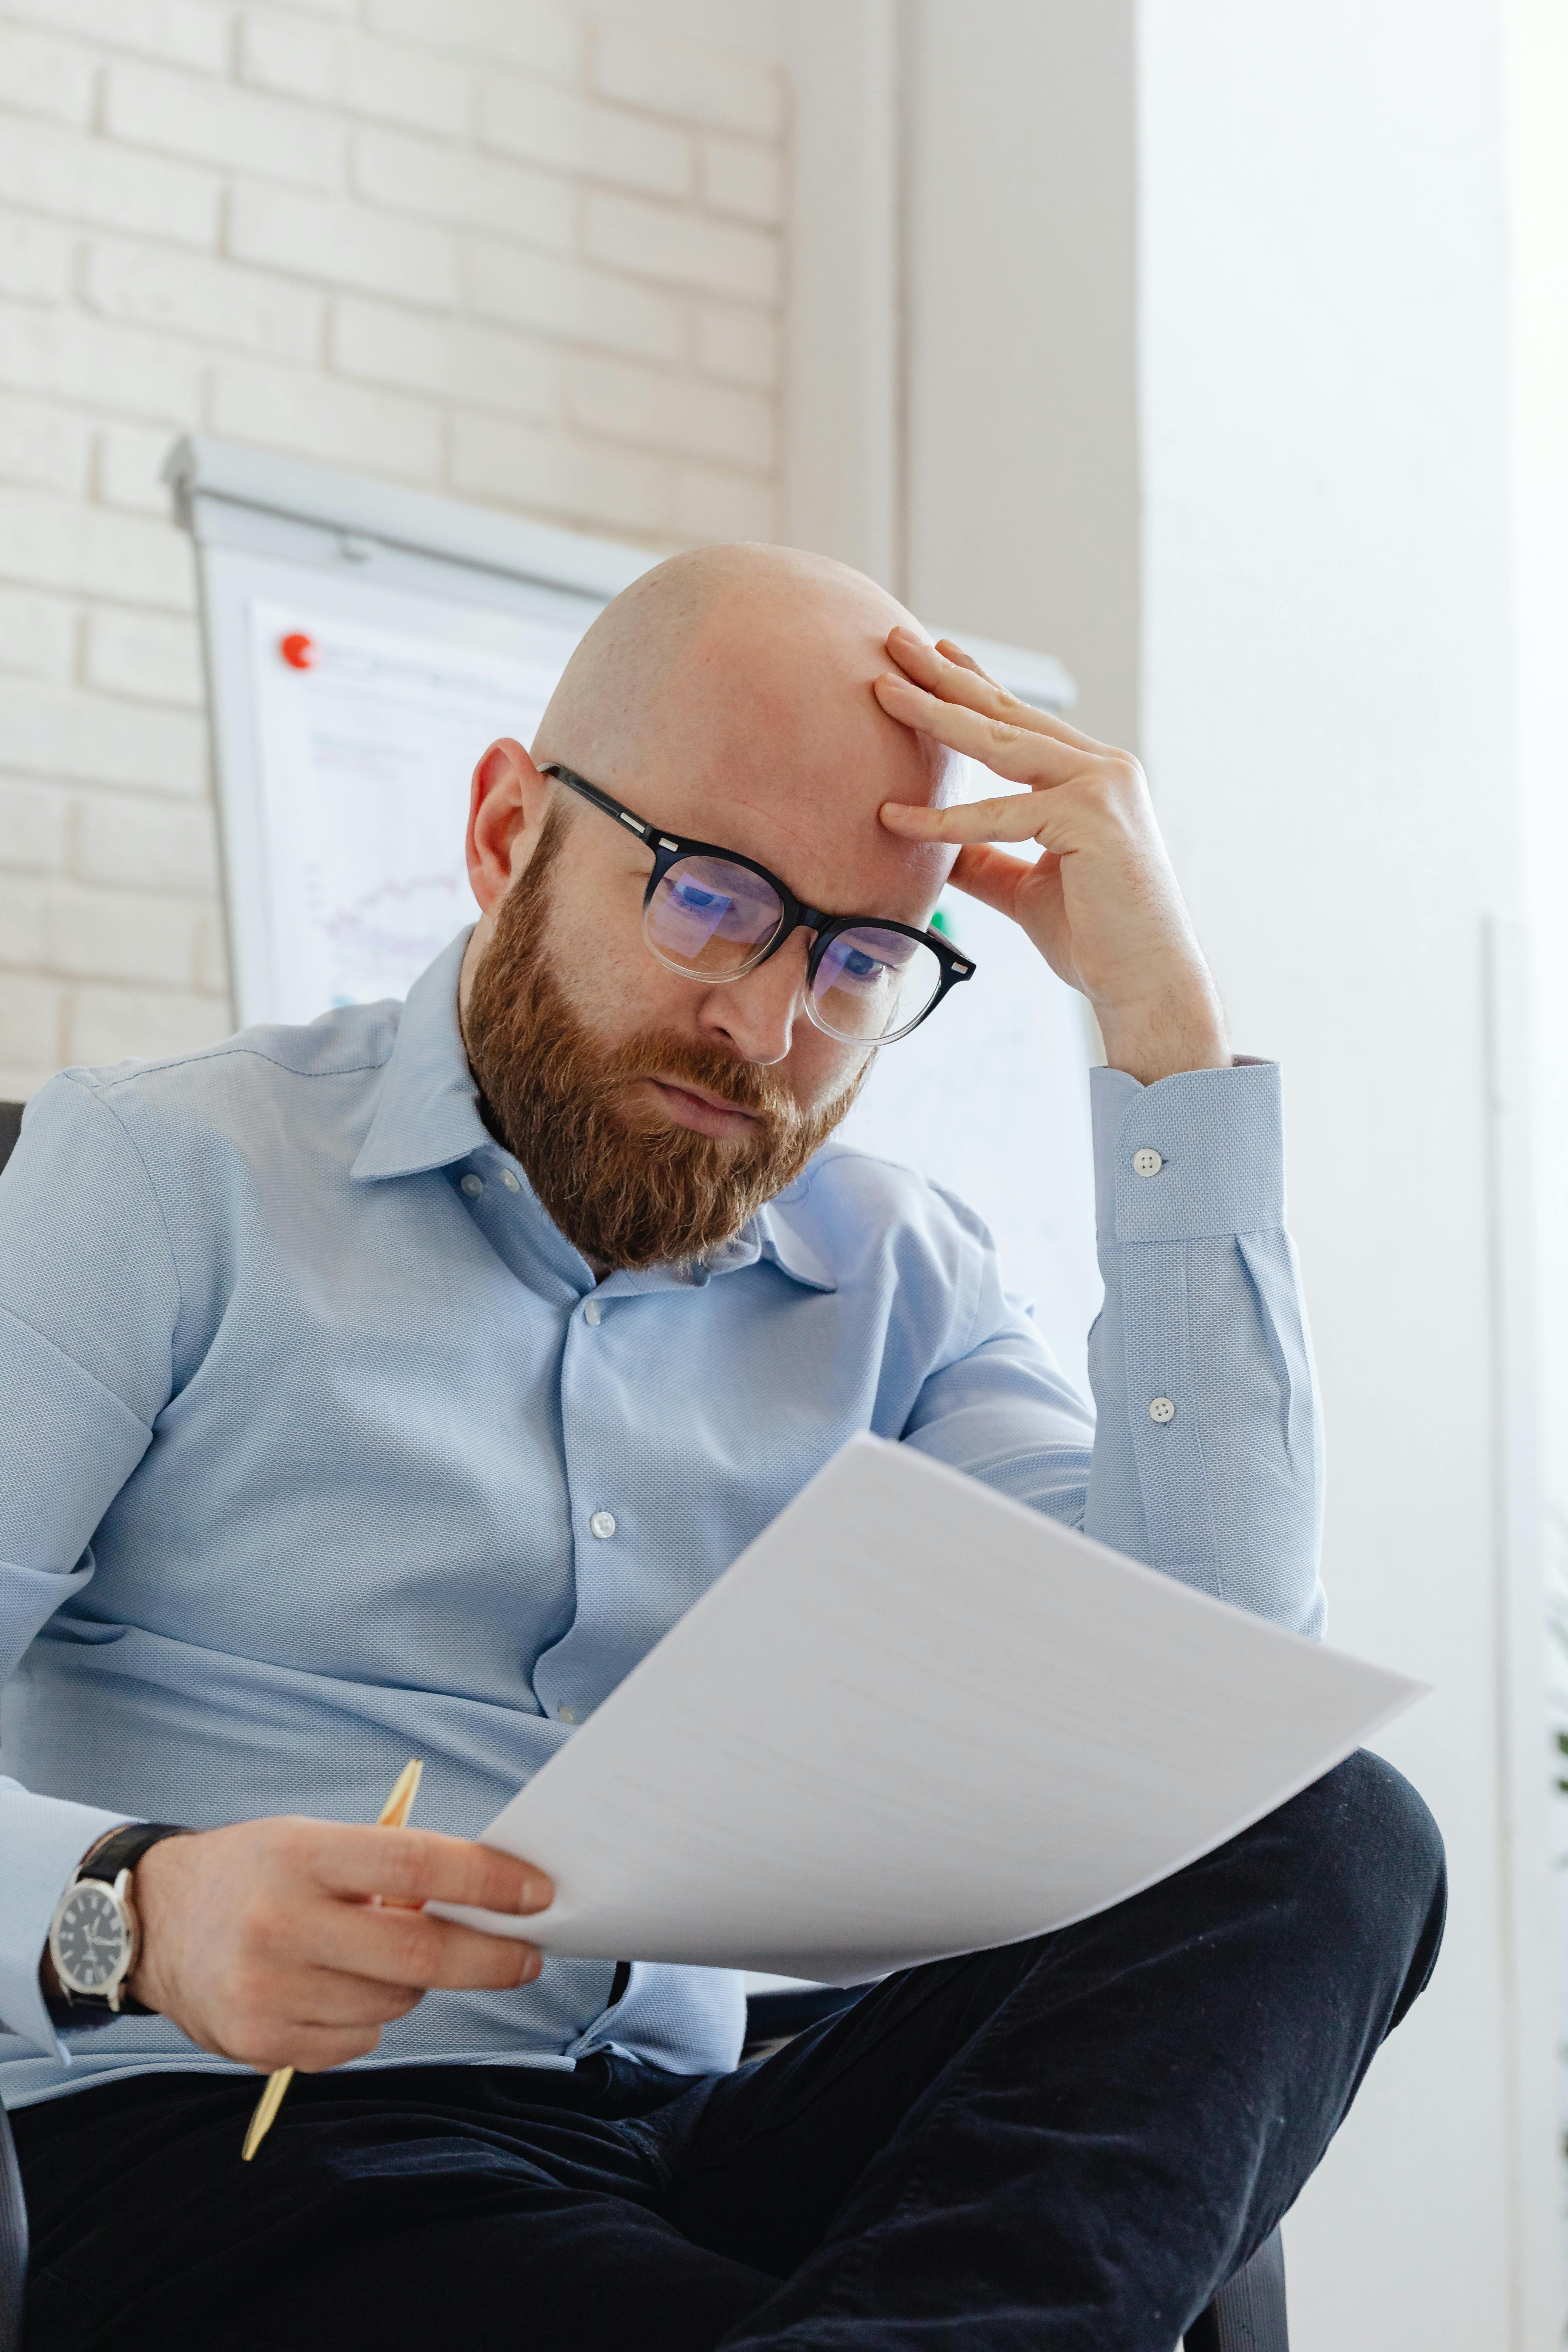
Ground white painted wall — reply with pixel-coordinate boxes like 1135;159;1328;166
787;1;1560;2341
779;0;899;587
1503;0;1568;2283
783;0;1138;749
899;0;1139;751
1138;3;1556;2343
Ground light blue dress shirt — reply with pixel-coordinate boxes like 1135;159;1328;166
0;930;1322;2111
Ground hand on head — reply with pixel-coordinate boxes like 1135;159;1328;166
873;628;1230;1084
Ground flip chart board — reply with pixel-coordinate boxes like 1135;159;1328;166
170;436;1098;1387
169;438;646;1030
245;601;586;1023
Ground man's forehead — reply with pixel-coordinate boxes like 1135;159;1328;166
610;728;953;922
540;544;953;914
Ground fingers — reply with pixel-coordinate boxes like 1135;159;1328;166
313;1901;544;1993
880;784;1057;847
183;1969;415;2073
929;636;990;683
288;2029;385;2075
874;670;1081;790
877;633;1147;850
870;677;1091;804
285;1965;425;2029
885;626;1102;752
222;2019;385;2076
942;842;1054;921
307;1824;553;1915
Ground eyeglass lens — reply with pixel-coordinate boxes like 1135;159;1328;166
811;924;942;1043
644;855;943;1044
645;856;785;973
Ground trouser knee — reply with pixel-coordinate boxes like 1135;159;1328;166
1269;1748;1447;2026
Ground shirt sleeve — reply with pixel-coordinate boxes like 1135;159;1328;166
0;1074;178;2054
903;1059;1325;1639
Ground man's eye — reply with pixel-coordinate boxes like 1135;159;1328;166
842;951;887;982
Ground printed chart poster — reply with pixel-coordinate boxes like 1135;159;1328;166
249;600;588;1024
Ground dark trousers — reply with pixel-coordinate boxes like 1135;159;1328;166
14;1750;1445;2352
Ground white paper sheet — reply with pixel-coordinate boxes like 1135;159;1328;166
432;1437;1425;1982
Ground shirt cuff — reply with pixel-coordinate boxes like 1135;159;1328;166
1091;1058;1284;1243
0;1785;133;2058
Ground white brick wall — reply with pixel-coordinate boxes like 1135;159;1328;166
0;0;788;1101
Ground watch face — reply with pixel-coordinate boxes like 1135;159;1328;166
53;1883;129;1994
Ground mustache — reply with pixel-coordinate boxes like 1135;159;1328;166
603;1027;797;1128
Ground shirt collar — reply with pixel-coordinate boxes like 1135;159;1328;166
349;931;840;1295
742;1197;838;1292
351;929;489;1183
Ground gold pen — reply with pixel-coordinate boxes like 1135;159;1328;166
241;1757;424;2162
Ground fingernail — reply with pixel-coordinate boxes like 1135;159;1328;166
520;1875;553;1911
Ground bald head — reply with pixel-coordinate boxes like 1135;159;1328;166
531;543;956;925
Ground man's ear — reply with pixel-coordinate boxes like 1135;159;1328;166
466;738;551;915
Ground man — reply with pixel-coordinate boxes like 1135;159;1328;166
0;546;1441;2351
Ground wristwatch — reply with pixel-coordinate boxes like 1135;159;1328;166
45;1823;189;2023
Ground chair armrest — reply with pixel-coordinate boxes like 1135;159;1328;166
1184;2225;1287;2351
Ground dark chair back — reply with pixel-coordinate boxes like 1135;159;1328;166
0;2099;25;2352
1185;2224;1288;2349
1;1104;29;2345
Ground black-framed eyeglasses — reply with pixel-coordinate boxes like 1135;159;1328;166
540;763;976;1047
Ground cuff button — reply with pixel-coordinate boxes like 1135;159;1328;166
1132;1148;1164;1177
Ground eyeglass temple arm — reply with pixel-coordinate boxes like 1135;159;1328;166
541;764;655;843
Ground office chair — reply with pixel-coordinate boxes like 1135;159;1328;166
0;2105;20;2352
0;1106;1283;2349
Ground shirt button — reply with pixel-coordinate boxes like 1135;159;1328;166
1149;1396;1177;1424
460;1173;483;1197
500;1170;521;1193
1133;1148;1164;1177
583;1299;601;1326
589;1510;616;1539
558;1705;578;1724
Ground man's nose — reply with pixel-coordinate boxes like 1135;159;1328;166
698;936;808;1067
